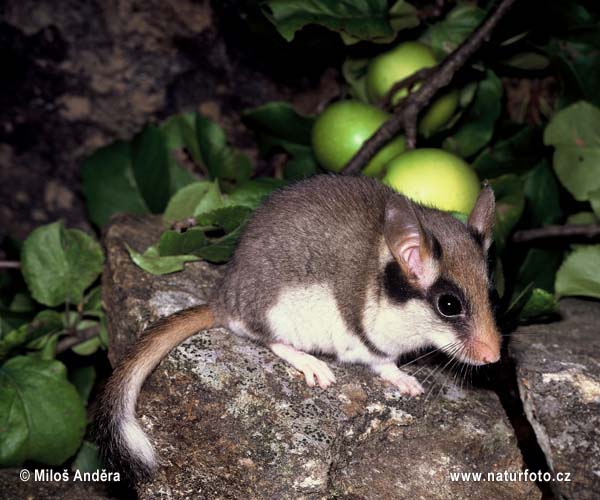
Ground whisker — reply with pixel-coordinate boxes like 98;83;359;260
406;341;462;378
422;351;457;391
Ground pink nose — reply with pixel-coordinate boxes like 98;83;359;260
477;342;500;364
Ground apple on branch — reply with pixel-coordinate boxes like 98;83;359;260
311;100;405;177
366;42;459;137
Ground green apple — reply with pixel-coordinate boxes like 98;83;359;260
312;101;405;177
382;148;481;214
366;42;459;136
367;42;437;103
418;89;459;137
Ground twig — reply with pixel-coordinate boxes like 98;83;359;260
341;0;519;175
0;260;20;269
382;67;434;110
512;224;600;244
56;325;101;354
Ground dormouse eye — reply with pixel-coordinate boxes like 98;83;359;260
437;294;463;317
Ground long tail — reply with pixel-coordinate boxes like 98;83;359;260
95;304;215;481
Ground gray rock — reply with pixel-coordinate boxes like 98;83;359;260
102;214;224;366
0;468;116;500
511;299;600;500
103;215;538;499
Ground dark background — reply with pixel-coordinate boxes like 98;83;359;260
0;0;345;245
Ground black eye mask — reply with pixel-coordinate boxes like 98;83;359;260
426;277;471;337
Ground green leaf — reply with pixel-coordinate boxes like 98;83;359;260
555;245;600;299
69;366;96;404
504;282;534;319
9;293;35;313
31;334;59;361
545;39;600;108
419;4;485;58
242;102;314;152
83;286;103;314
443;70;502;158
127;245;200;276
474;126;544;179
493;257;505;299
489;175;525;253
71;320;101;356
285;148;318;180
519;288;559;322
81;141;149;227
590;188;600;219
158;228;209;257
342;58;370;103
23;310;64;359
227;178;286;209
242;102;319;179
163;181;223;222
567;211;598;225
522;160;562;226
261;0;418;45
0;356;86;466
71;441;103;474
196;206;253;234
98;315;109;349
196;115;252;183
132;124;171;213
194;226;244;264
194;206;254;263
544;101;600;202
21;222;104;307
191;182;225;216
516;248;564;294
0;309;29;339
501;52;550;71
160;112;202;193
387;0;420;34
0;325;28;359
195;114;226;176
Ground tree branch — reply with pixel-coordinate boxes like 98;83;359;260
512;224;600;245
341;0;518;175
56;325;101;354
382;67;434;110
0;261;20;269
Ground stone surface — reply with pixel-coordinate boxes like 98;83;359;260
0;468;116;500
102;214;223;366
103;215;538;499
512;299;600;500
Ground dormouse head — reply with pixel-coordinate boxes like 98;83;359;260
383;186;500;365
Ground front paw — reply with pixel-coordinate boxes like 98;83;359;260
373;363;424;397
386;372;424;397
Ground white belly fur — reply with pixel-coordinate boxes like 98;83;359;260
266;284;380;365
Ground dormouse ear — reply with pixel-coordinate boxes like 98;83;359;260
467;184;496;252
384;195;438;289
